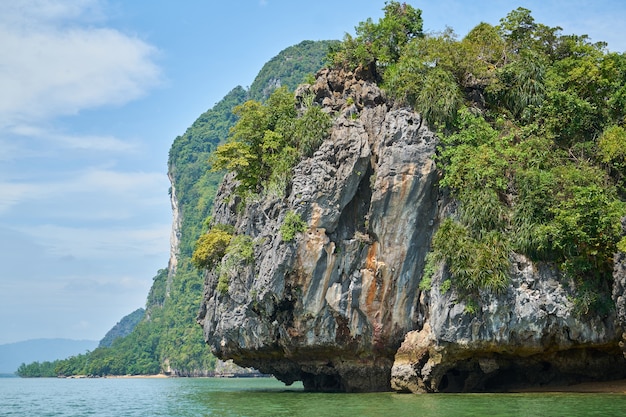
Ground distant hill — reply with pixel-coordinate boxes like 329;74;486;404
0;339;97;373
98;308;145;348
248;40;338;101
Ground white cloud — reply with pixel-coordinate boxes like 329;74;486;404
0;181;40;214
17;223;170;260
0;0;161;128
11;125;140;152
0;0;105;28
0;167;168;217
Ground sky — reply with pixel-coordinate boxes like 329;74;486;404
1;0;625;345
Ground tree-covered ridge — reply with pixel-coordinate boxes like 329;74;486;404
330;3;625;313
249;40;338;101
169;86;248;260
98;308;145;348
16;40;333;378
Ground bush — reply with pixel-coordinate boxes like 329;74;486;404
280;211;307;242
216;234;255;295
212;87;332;197
191;227;233;269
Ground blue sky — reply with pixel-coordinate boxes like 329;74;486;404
1;0;624;345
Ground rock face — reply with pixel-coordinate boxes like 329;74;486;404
392;253;626;392
197;68;626;392
613;219;626;360
166;173;182;293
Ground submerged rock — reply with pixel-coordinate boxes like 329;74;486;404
197;68;626;392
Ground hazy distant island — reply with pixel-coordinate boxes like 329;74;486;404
1;339;98;375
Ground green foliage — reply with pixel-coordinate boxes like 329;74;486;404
419;252;437;291
599;125;626;193
226;234;255;262
431;219;510;295
294;103;334;157
212;87;296;194
98;308;145;348
329;1;423;75
17;361;58;378
216;234;255;294
599;125;626;165
384;29;464;127
146;268;168;308
434;105;624;309
491;49;547;119
249;40;338;101
212;87;332;196
280;211;307;242
191;227;233;269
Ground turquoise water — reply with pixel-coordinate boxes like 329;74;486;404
1;377;626;417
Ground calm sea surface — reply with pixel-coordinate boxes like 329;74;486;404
1;376;626;417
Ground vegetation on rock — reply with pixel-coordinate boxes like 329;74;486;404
344;4;626;313
211;86;332;196
192;225;234;270
213;2;626;315
280;211;308;242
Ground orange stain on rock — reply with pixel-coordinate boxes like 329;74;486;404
365;243;379;310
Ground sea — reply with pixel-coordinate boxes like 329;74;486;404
1;375;626;417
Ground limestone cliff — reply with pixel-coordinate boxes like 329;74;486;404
197;68;626;392
166;173;181;294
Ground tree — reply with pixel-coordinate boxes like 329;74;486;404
192;227;234;270
212;86;331;196
330;1;423;76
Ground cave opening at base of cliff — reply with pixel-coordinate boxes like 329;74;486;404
437;364;548;393
301;371;344;392
437;369;471;393
434;354;626;393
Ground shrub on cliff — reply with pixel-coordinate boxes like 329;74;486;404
192;225;234;270
211;87;332;196
329;1;423;77
280;211;307;242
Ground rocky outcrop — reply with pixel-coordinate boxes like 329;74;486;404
166;172;182;294
392;253;625;392
198;67;439;392
197;67;626;392
613;219;626;360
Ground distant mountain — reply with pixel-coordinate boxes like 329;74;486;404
0;339;97;374
98;308;145;348
248;40;338;101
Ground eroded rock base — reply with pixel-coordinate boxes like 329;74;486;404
228;353;393;392
393;347;626;393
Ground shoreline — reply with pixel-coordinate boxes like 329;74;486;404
64;374;170;379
